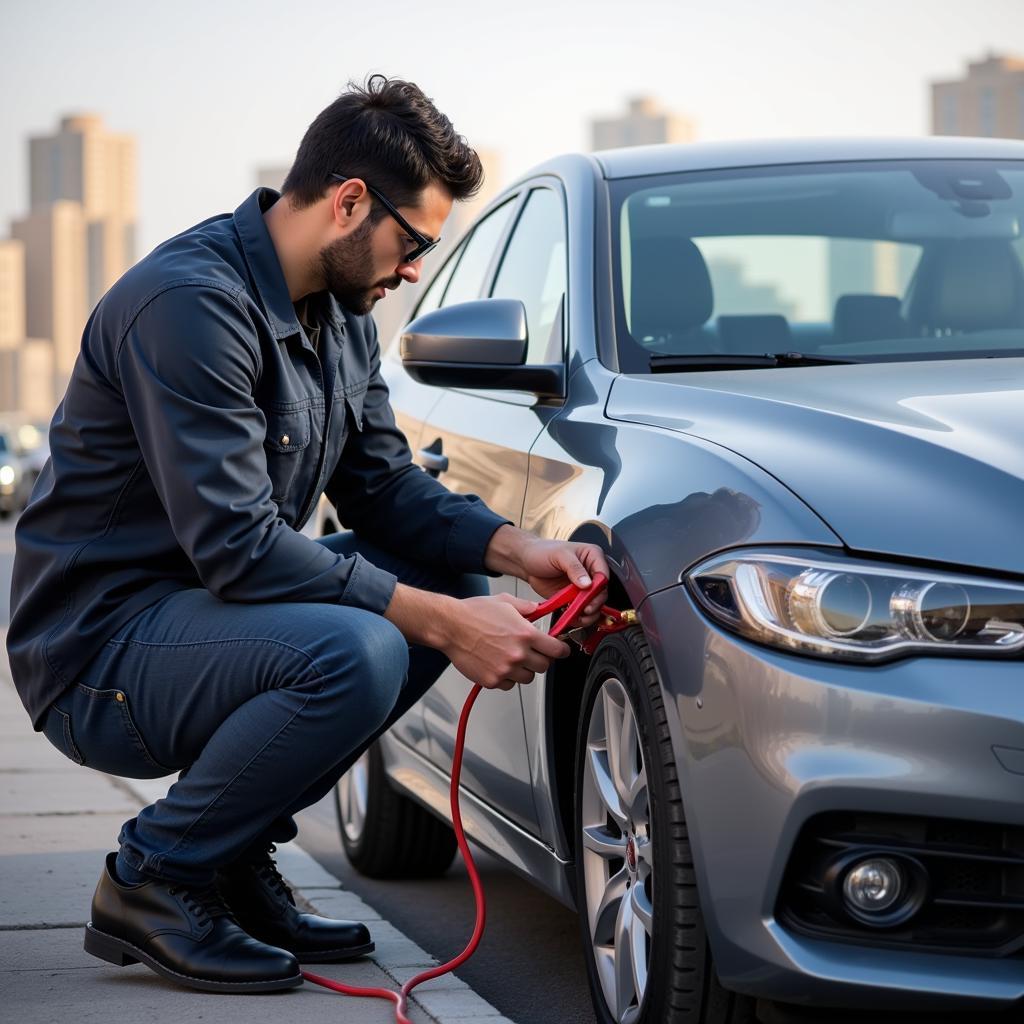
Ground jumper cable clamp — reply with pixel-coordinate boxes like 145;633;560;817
524;572;637;654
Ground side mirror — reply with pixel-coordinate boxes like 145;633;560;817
400;299;564;398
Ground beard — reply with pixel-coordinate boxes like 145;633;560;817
317;218;401;316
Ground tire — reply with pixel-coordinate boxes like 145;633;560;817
334;740;457;879
574;627;757;1024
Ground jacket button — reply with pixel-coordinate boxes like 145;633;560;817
280;434;290;446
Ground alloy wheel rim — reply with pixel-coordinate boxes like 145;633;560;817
581;675;654;1024
338;749;371;843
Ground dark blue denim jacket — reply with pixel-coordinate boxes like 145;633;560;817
7;188;510;728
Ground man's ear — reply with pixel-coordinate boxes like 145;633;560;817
332;180;368;226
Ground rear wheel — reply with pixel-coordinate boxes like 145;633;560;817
574;627;756;1024
334;741;457;879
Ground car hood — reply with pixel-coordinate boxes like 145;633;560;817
606;357;1024;577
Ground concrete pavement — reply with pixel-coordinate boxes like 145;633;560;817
0;628;513;1024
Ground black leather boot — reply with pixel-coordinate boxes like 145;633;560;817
218;844;374;963
84;852;302;992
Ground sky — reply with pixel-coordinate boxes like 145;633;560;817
2;0;1023;256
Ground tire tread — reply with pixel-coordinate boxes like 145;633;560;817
337;743;457;879
576;627;756;1024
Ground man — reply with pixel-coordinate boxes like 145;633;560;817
6;76;608;993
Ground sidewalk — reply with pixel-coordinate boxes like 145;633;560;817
0;628;513;1024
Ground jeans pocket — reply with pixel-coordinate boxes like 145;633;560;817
69;684;178;779
41;700;85;765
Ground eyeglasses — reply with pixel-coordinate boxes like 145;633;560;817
330;172;440;264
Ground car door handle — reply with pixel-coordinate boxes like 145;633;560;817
418;445;449;476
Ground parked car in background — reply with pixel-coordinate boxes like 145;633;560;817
0;419;33;517
15;420;51;486
311;137;1024;1024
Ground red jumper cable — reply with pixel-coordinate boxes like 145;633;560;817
302;571;634;1021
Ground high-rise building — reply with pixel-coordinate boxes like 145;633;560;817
0;238;53;416
590;96;695;151
29;113;137;305
6;113;137;414
931;53;1024;139
0;341;55;419
0;239;26;350
12;201;87;393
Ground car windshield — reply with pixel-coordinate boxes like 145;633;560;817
611;159;1024;372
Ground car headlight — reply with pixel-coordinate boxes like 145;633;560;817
0;464;15;487
687;550;1024;662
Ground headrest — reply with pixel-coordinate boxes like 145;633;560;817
833;295;908;344
630;237;713;342
908;241;1024;331
716;314;791;352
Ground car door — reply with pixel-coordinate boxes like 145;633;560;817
378;197;521;759
380;239;465;460
419;183;569;834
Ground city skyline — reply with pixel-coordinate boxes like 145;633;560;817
3;0;1023;258
2;6;1024;418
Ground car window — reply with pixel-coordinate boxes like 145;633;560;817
612;160;1024;369
441;198;517;308
412;239;465;319
490;188;567;364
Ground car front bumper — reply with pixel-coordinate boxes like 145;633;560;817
641;582;1024;1011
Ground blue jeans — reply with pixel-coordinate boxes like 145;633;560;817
40;531;486;886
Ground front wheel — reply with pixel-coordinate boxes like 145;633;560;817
335;741;457;879
574;627;756;1024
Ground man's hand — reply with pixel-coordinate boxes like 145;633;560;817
383;583;570;691
440;593;571;691
484;525;611;630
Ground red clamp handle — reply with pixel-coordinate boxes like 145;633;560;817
525;573;609;636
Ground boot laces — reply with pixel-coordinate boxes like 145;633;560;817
168;883;231;926
253;843;295;907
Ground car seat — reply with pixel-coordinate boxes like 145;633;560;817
832;295;911;345
904;240;1024;333
629;237;714;351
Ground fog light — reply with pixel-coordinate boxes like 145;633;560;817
843;857;903;914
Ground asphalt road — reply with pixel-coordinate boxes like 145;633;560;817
2;511;1019;1024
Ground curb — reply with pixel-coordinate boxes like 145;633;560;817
125;778;515;1024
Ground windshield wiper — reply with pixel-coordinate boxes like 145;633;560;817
649;352;859;373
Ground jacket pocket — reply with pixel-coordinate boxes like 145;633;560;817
263;407;312;501
345;386;366;433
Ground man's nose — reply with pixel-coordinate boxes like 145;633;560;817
396;260;421;285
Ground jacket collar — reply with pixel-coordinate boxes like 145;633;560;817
233;188;305;341
234;187;356;343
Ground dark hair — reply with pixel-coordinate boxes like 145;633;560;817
281;75;484;215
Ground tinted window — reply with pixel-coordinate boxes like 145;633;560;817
441;198;517;308
491;188;567;364
613;160;1024;368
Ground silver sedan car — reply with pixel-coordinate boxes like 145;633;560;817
329;136;1024;1023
